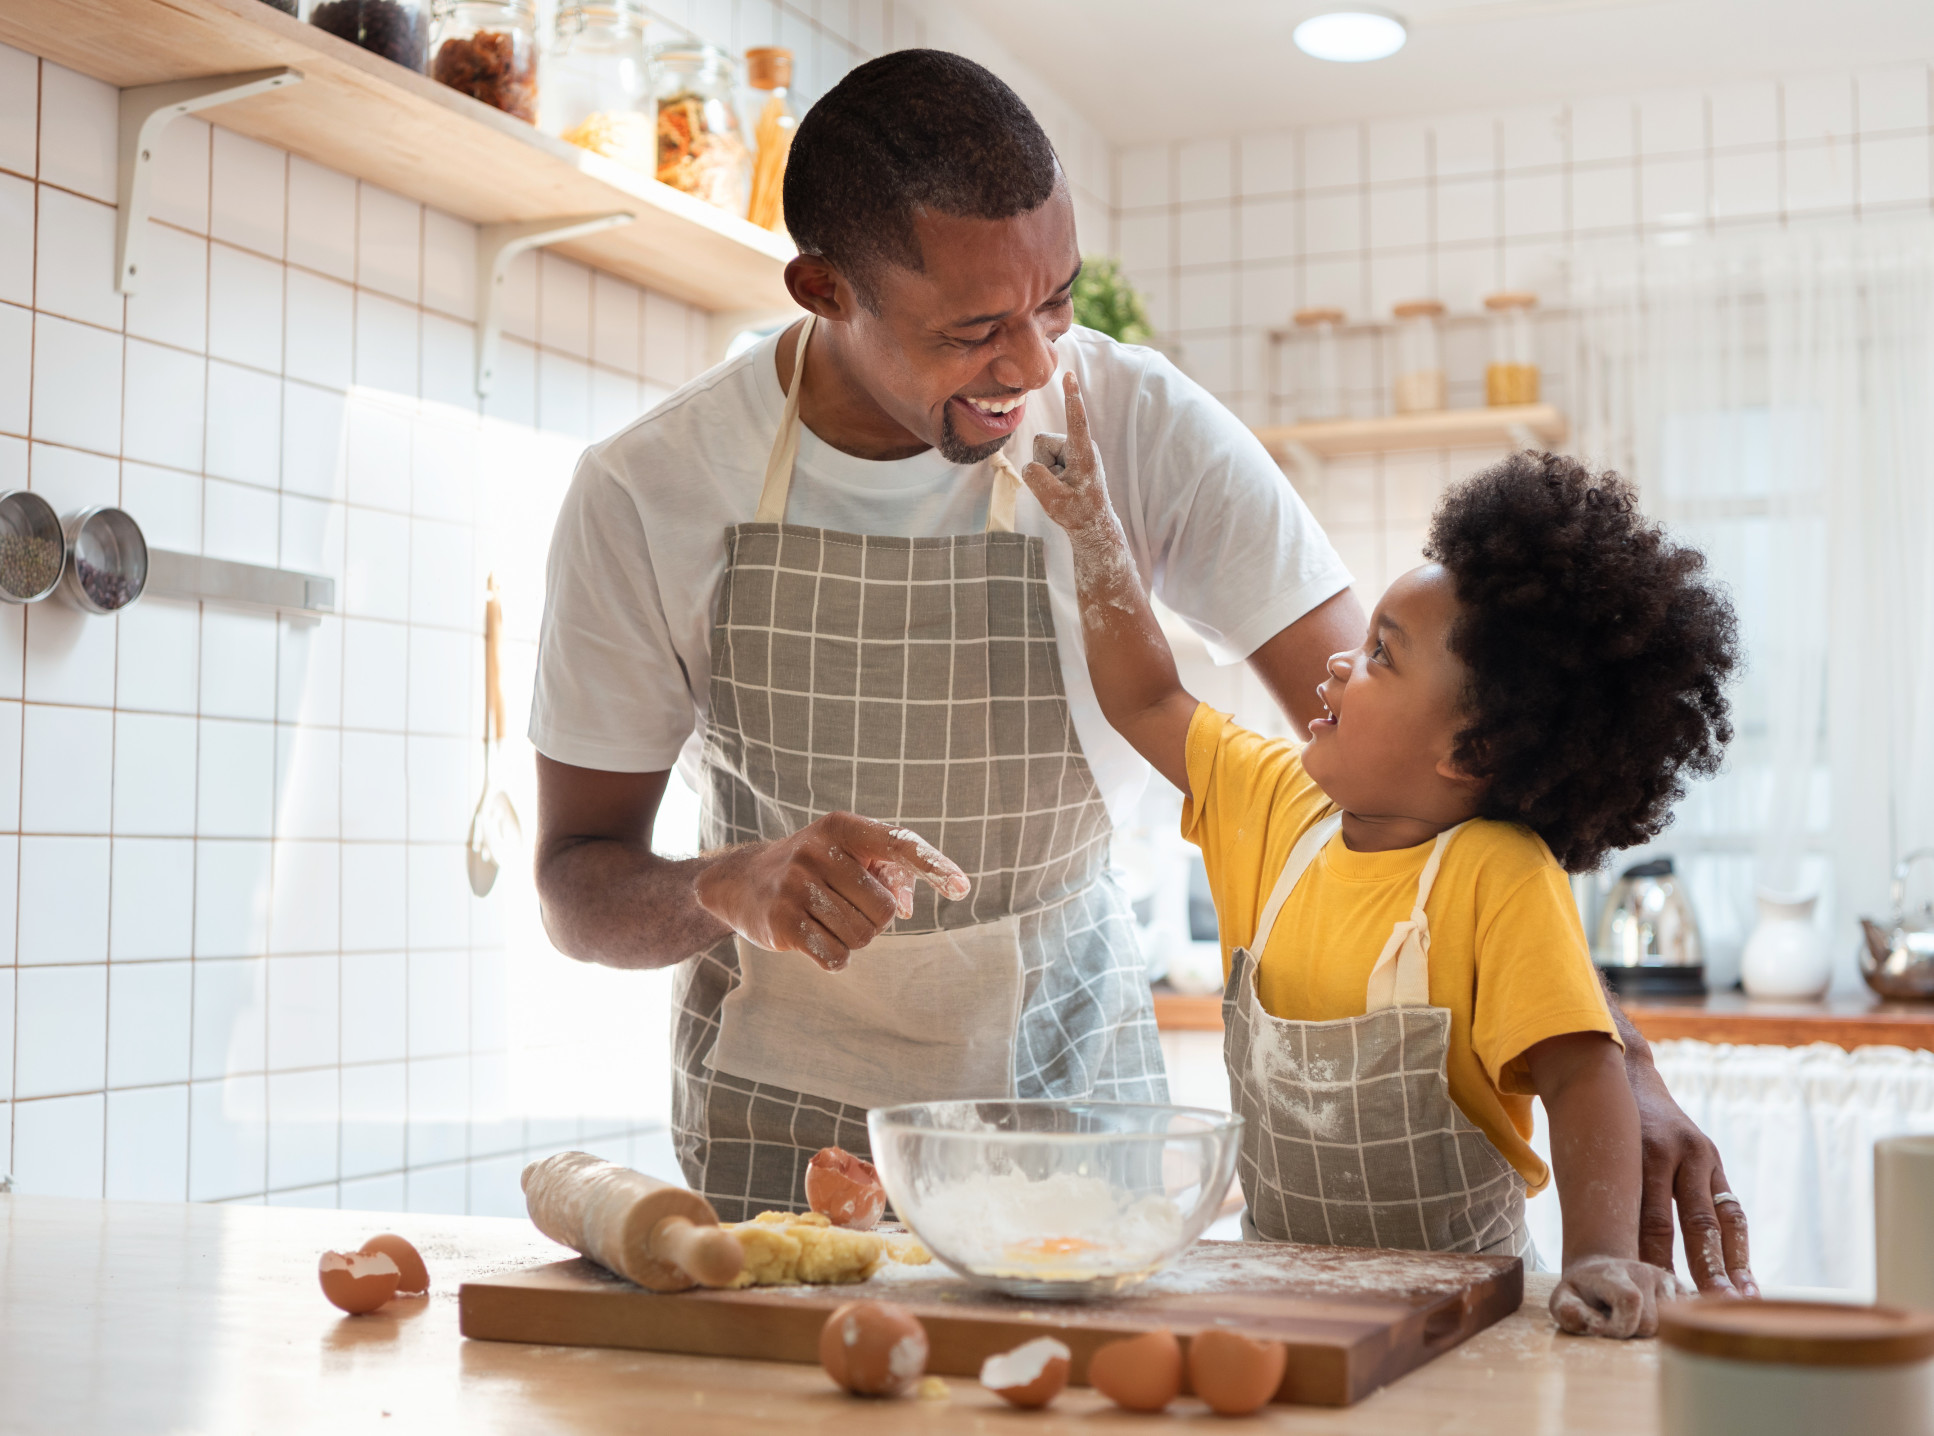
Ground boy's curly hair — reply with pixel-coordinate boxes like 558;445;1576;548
1424;452;1739;873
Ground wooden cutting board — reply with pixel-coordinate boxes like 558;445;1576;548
459;1240;1522;1407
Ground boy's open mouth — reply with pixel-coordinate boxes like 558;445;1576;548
1310;685;1338;734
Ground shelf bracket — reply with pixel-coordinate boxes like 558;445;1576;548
475;213;636;395
144;549;335;620
1279;438;1324;488
116;68;304;295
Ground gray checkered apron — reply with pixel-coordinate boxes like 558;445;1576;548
671;315;1166;1221
1223;811;1531;1259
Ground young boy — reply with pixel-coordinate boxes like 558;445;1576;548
1020;375;1738;1339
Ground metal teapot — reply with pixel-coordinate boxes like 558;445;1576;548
1860;849;1934;1000
1594;856;1705;995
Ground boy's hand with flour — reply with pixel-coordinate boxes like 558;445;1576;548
1023;373;1740;1338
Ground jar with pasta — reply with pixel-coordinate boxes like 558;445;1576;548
1291;307;1345;422
431;0;538;123
541;1;650;171
651;40;751;215
743;46;796;233
1483;291;1540;406
1390;299;1447;414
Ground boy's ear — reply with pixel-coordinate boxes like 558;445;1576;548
1433;735;1486;790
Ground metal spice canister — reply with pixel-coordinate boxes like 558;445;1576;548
306;0;429;72
432;0;539;123
60;507;147;615
0;491;65;603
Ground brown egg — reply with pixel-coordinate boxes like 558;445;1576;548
805;1147;887;1230
1090;1328;1184;1412
359;1234;428;1295
1187;1328;1288;1417
819;1300;928;1397
980;1336;1071;1409
318;1250;400;1314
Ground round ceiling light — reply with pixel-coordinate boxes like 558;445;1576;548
1293;10;1408;62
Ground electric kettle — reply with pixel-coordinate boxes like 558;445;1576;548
1594;856;1706;995
1860;849;1934;1000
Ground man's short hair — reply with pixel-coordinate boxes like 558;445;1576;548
783;49;1060;309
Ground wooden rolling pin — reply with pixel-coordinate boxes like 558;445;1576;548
521;1152;743;1292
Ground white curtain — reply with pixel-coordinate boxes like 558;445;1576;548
1570;221;1934;983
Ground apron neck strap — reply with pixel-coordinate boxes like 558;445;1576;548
1248;810;1343;956
755;312;1020;533
1363;820;1470;1012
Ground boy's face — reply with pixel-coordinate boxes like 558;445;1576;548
1301;564;1480;826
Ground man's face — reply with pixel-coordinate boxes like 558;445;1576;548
838;183;1081;464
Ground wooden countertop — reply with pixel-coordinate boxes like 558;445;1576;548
0;1194;1662;1434
1153;986;1934;1052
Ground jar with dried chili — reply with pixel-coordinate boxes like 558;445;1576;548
650;40;751;215
430;0;538;123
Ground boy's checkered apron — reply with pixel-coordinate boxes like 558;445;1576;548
670;315;1165;1221
1222;811;1531;1259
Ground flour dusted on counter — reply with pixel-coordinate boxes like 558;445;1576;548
909;1172;1185;1277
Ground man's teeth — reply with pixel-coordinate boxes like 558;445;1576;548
965;394;1025;415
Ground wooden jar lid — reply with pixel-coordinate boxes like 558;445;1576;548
1483;290;1538;310
1391;299;1445;319
745;46;792;89
1293;307;1345;326
1659;1300;1934;1368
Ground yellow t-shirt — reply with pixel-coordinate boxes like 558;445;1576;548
1181;705;1617;1193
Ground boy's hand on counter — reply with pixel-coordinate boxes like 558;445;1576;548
1549;1255;1678;1339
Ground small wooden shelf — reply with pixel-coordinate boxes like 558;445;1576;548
1154;985;1934;1053
1;0;796;313
1251;404;1568;461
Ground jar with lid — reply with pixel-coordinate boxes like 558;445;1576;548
1390;299;1446;414
744;46;796;232
431;0;538;123
306;0;429;72
1484;291;1539;406
1291;307;1345;422
541;1;650;171
651;41;752;216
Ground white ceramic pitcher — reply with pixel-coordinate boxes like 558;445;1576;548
1740;890;1831;999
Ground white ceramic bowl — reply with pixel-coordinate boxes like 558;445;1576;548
867;1099;1242;1300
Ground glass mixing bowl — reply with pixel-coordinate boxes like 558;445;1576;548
867;1100;1243;1300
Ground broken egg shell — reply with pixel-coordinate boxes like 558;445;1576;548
1187;1328;1288;1417
979;1336;1072;1409
1090;1328;1184;1412
804;1146;887;1230
358;1234;428;1295
819;1300;928;1397
318;1250;401;1314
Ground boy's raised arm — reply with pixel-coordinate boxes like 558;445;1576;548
1021;374;1196;792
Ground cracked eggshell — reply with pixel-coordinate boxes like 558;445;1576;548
819;1300;929;1397
1187;1328;1288;1416
980;1336;1072;1409
1090;1328;1184;1412
358;1234;428;1295
804;1146;886;1230
318;1250;401;1314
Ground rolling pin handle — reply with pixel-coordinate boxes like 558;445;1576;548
651;1216;743;1289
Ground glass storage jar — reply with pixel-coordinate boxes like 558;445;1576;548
431;0;538;123
1484;291;1539;405
651;40;751;216
541;1;651;171
744;46;796;232
1291;307;1345;422
1390;299;1447;414
306;0;429;72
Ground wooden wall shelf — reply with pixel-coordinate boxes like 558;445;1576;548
1251;404;1568;461
1154;986;1934;1053
0;0;797;314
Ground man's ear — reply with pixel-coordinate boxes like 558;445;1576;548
783;254;859;322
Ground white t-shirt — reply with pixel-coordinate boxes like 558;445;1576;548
530;325;1352;826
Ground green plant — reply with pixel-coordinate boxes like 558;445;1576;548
1072;256;1155;346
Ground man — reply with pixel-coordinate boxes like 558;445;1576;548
529;49;1754;1295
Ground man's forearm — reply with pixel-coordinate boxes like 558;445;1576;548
536;837;735;970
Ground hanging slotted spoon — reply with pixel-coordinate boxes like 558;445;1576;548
467;575;521;896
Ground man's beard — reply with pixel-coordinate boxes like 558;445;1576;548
937;404;1014;466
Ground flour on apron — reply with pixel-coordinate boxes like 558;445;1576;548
1222;812;1532;1260
672;315;1166;1220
